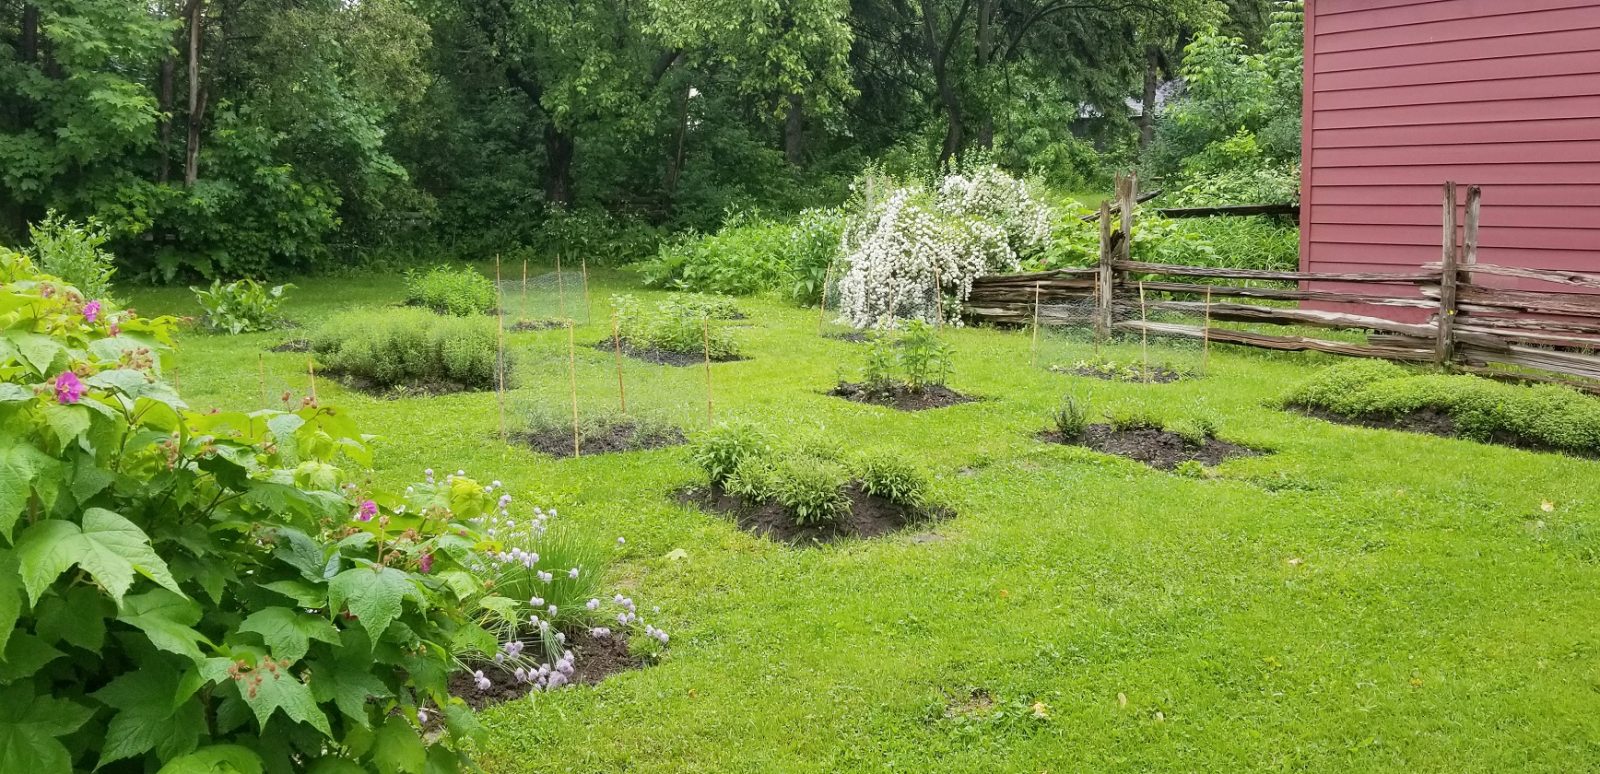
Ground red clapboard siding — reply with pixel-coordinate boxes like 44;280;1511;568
1301;0;1600;318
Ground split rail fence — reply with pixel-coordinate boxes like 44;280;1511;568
965;175;1600;392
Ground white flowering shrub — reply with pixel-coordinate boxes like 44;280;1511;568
837;165;1054;328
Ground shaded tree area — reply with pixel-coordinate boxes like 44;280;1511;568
0;0;1287;279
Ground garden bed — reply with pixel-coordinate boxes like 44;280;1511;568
597;340;744;367
1290;406;1596;459
270;339;310;353
1053;362;1189;384
329;372;477;399
824;331;870;343
680;483;950;545
515;418;686;458
829;382;974;411
1040;424;1259;470
509;319;566;332
448;629;643;711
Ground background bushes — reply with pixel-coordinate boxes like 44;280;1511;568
311;308;505;389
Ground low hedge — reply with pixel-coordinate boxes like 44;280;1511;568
310;308;506;390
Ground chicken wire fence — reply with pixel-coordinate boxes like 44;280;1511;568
497;264;593;328
1028;293;1212;383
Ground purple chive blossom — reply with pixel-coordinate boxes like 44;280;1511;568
617;537;626;545
568;567;580;579
418;707;430;725
82;300;101;323
514;667;528;683
530;597;544;607
547;605;557;616
424;468;435;483
591;627;611;638
586;598;600;611
537;571;553;583
53;371;85;405
356;500;377;522
472;671;491;691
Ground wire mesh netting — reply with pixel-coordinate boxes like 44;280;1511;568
1030;292;1213;383
497;263;593;329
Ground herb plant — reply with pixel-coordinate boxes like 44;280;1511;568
1051;394;1088;438
191;278;294;334
405;265;499;316
310;308;507;390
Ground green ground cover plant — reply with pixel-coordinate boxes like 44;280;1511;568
309;307;506;391
612;293;741;360
1286;360;1600;455
405;265;499;316
118;268;1600;773
191;278;295;334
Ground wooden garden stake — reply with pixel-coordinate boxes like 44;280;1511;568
495;254;507;440
611;311;627;415
306;359;316;403
818;262;834;335
1138;280;1150;383
1030;282;1042;368
172;363;179;393
567;321;580;457
702;316;714;425
521;259;528;322
581;257;591;324
933;262;944;331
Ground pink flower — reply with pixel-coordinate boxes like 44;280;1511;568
83;300;101;323
53;371;84;405
356;499;377;522
418;552;434;574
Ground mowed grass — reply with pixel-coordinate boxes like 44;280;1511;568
132;269;1600;772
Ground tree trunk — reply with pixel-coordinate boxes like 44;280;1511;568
19;4;38;62
784;93;804;166
921;0;963;167
544;123;574;206
1139;45;1159;151
974;0;995;151
183;0;206;187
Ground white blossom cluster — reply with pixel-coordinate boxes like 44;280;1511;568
836;165;1050;329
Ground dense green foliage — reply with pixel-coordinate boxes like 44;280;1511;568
858;321;954;391
613;294;741;359
0;250;486;771
1285;360;1600;455
696;429;933;526
404;265;499;317
642;208;845;300
191;278;294;334
310;308;506;390
26;213;119;301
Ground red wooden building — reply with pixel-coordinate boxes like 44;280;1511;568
1300;0;1600;317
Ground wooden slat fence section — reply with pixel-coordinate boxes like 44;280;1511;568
964;179;1600;393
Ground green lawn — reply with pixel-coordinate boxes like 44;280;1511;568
132;269;1600;772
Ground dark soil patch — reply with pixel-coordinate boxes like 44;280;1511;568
270;339;310;353
824;331;870;343
1290;406;1597;459
680;483;951;545
508;319;565;332
1055;363;1189;384
514;419;686;458
1040;424;1261;470
595;340;744;367
447;629;643;711
829;382;975;411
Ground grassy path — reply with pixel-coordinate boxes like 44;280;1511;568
132;269;1600;772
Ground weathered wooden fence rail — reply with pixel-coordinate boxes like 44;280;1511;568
966;175;1600;392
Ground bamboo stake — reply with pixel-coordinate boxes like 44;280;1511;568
172;363;179;393
933;262;944;330
1202;285;1212;375
305;359;316;403
581;257;591;324
495;254;507;441
1030;282;1042;368
611;311;627;415
556;252;567;321
257;353;267;408
1138;281;1150;383
521;259;528;323
702;316;714;425
567;321;580;458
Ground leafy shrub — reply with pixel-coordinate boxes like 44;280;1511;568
310;308;506;390
405;264;499;316
27;211;117;300
1285;360;1600;454
613;294;741;358
691;422;770;486
857;454;925;508
837;164;1051;327
191;278;294;334
852;320;954;392
640;208;846;303
1052;395;1089;437
769;456;852;526
0;247;487;770
1105;405;1163;432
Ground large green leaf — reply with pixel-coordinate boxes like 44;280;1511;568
240;665;331;736
155;744;264;774
6;331;63;375
0;439;58;540
15;508;181;604
238;607;339;662
327;566;420;639
372;715;427;774
0;554;20;655
33;585;108;652
93;663;205;766
308;660;390;727
118;589;210;663
0;684;93;774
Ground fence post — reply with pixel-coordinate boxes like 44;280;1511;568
1095;200;1114;340
1435;181;1460;367
1118;172;1137;266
